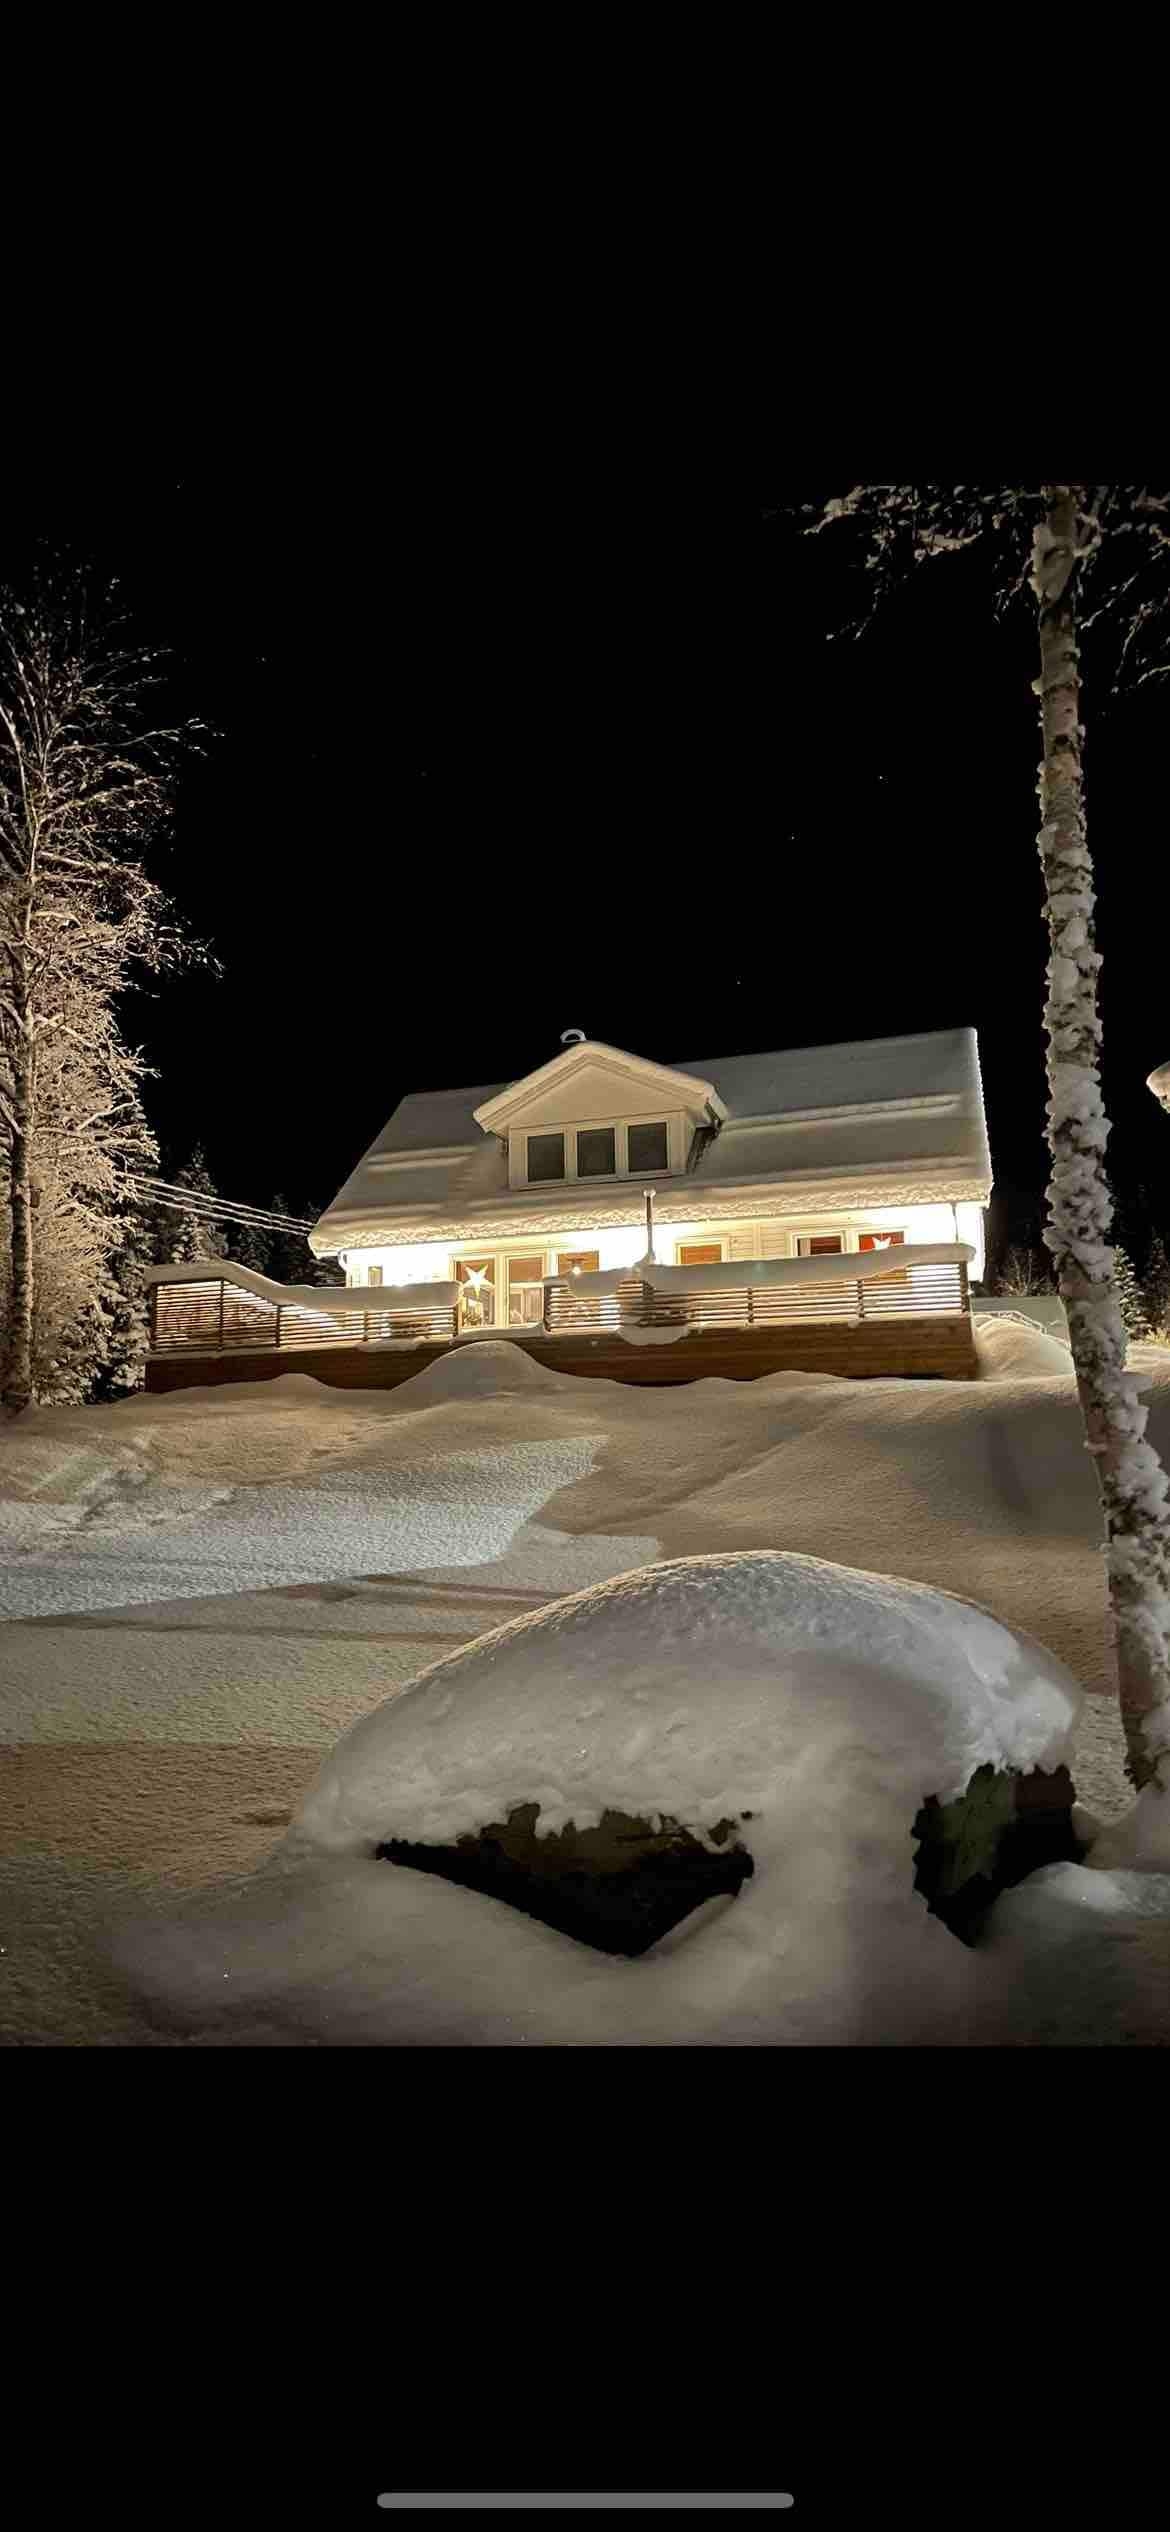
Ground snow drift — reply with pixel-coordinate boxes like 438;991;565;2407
114;1550;1085;2048
974;1315;1074;1379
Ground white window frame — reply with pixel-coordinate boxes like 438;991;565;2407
511;1112;684;1190
674;1236;729;1266
448;1243;554;1331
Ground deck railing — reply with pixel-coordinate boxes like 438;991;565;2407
542;1275;643;1334
149;1278;458;1355
148;1256;970;1358
543;1260;970;1333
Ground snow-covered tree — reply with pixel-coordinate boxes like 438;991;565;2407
261;1196;315;1286
90;1196;158;1401
803;486;1170;1790
0;564;209;1413
0;960;156;1401
222;1216;273;1276
1144;1232;1170;1338
146;1148;227;1266
1113;1246;1151;1340
995;1244;1055;1298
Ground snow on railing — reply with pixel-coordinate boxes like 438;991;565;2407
540;1242;972;1296
148;1263;458;1354
542;1244;974;1334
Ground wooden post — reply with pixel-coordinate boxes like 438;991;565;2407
856;1277;866;1320
218;1281;225;1349
148;1283;159;1352
644;1189;656;1262
274;1307;282;1351
958;1260;970;1317
747;1284;754;1326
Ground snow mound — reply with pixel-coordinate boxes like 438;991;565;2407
135;1372;384;1412
398;1340;575;1402
123;1550;1083;2048
974;1315;1074;1379
1076;1780;1170;1873
977;1859;1170;2044
296;1548;1080;1856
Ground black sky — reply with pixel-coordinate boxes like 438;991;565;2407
17;456;1170;1252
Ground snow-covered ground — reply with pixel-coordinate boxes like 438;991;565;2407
4;1329;1170;2044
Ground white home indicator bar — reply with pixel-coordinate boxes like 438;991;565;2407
376;2501;794;2513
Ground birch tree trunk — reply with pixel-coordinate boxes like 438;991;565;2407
1034;485;1170;1787
1;1010;35;1416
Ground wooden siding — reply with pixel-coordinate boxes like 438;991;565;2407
145;1315;977;1395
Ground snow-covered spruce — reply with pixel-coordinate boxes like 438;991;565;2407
1032;490;1170;1787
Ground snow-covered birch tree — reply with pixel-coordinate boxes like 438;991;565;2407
801;485;1170;1790
0;567;209;1414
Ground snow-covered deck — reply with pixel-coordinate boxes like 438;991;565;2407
144;1249;977;1392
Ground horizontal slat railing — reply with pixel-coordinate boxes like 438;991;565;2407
543;1262;969;1334
543;1276;642;1333
151;1278;457;1355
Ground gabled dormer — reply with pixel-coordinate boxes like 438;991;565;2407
472;1039;727;1192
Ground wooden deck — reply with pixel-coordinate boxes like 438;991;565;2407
144;1316;978;1394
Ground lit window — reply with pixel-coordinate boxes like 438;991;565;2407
678;1243;724;1266
576;1127;616;1178
507;1255;546;1326
627;1121;669;1174
798;1235;843;1256
527;1132;565;1183
456;1257;496;1329
368;1265;384;1287
556;1251;600;1277
859;1229;908;1282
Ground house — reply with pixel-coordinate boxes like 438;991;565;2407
145;1028;992;1391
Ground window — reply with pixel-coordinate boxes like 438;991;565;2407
527;1132;565;1183
455;1256;497;1329
368;1265;384;1287
576;1126;616;1178
507;1254;547;1327
627;1121;669;1174
556;1250;600;1278
678;1243;724;1267
859;1229;908;1283
798;1235;843;1256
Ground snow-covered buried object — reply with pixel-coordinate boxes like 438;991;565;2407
213;1548;1085;2043
974;1315;1074;1379
297;1548;1081;1857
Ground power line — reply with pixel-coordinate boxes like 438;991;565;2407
125;1176;317;1234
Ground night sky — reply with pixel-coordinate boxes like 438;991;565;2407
20;457;1170;1254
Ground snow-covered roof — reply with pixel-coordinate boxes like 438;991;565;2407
309;1028;992;1253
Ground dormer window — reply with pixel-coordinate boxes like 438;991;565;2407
627;1121;669;1174
473;1048;725;1198
576;1127;616;1178
526;1132;565;1183
514;1117;675;1187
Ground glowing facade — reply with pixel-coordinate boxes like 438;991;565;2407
309;1033;993;1334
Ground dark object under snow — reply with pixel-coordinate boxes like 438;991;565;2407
912;1762;1081;1944
376;1801;755;1957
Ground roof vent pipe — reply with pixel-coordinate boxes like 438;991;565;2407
560;1029;586;1047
